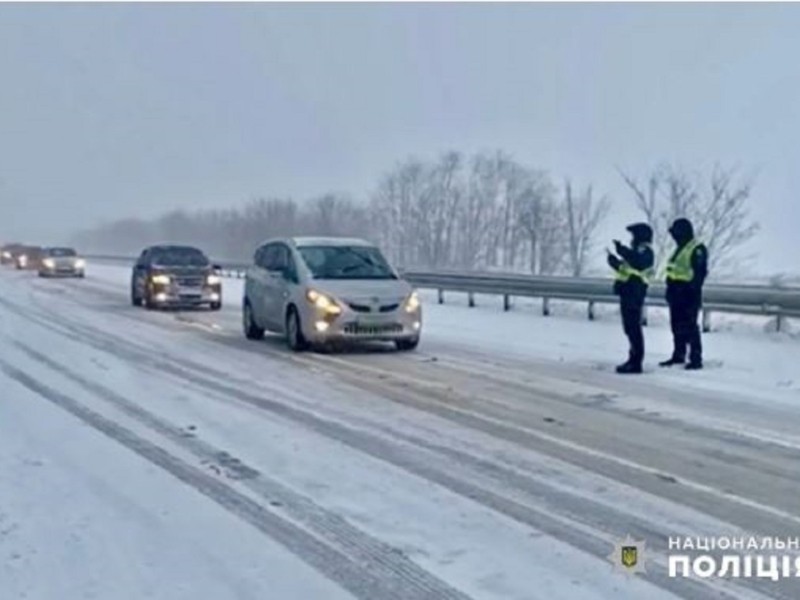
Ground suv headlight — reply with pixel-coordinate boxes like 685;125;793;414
151;274;171;285
43;258;55;269
206;274;221;285
404;291;421;313
306;289;342;314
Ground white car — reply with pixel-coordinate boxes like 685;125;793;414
243;237;421;351
39;247;85;277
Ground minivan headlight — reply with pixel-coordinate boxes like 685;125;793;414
306;289;342;314
404;291;421;313
206;274;222;285
151;274;171;285
43;258;56;269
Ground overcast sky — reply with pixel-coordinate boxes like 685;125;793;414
1;3;798;274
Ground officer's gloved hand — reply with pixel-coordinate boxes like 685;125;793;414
613;240;625;255
607;254;621;270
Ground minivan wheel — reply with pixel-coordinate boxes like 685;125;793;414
286;308;308;352
395;337;420;351
243;301;265;340
210;301;222;311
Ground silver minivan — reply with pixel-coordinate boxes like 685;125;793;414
242;237;422;351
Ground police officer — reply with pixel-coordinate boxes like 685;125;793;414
660;218;708;370
607;223;655;374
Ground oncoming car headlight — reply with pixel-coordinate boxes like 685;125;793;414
206;274;222;286
151;274;171;285
75;259;86;269
404;291;421;313
306;289;342;314
43;258;56;269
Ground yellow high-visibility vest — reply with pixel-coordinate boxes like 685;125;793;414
614;244;655;284
666;239;702;282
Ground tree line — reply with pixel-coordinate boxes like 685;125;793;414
72;151;758;278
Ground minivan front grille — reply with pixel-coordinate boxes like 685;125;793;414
348;303;371;313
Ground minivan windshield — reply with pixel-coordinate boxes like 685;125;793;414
47;248;77;257
298;245;397;280
151;247;209;267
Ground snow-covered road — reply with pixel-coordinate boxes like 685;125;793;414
1;263;798;600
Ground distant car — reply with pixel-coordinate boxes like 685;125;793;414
130;244;222;310
1;243;26;266
15;246;44;270
38;247;86;278
242;237;421;351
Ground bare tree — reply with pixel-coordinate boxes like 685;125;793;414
306;194;370;238
514;168;560;274
564;180;611;277
619;163;758;277
423;151;464;268
696;166;760;273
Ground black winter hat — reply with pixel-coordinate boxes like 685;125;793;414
669;218;695;242
626;222;653;244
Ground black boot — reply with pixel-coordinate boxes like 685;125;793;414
616;361;643;374
685;361;703;371
659;357;684;367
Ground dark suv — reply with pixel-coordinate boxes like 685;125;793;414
130;245;222;310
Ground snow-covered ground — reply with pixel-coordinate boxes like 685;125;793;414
1;261;798;599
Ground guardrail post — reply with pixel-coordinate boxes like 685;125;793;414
438;289;444;304
587;301;595;321
503;294;511;312
542;297;550;316
776;314;784;333
641;306;648;327
468;292;475;308
702;309;711;333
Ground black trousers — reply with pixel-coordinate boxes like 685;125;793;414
620;298;645;366
668;296;702;364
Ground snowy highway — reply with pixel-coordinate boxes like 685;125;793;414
2;263;799;600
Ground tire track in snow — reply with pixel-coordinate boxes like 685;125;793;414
12;341;472;600
0;359;468;600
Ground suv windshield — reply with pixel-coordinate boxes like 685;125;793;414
151;247;209;267
298;245;396;280
47;248;77;257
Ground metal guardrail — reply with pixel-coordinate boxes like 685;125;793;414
85;254;800;332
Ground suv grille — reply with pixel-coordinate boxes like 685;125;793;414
175;276;205;287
